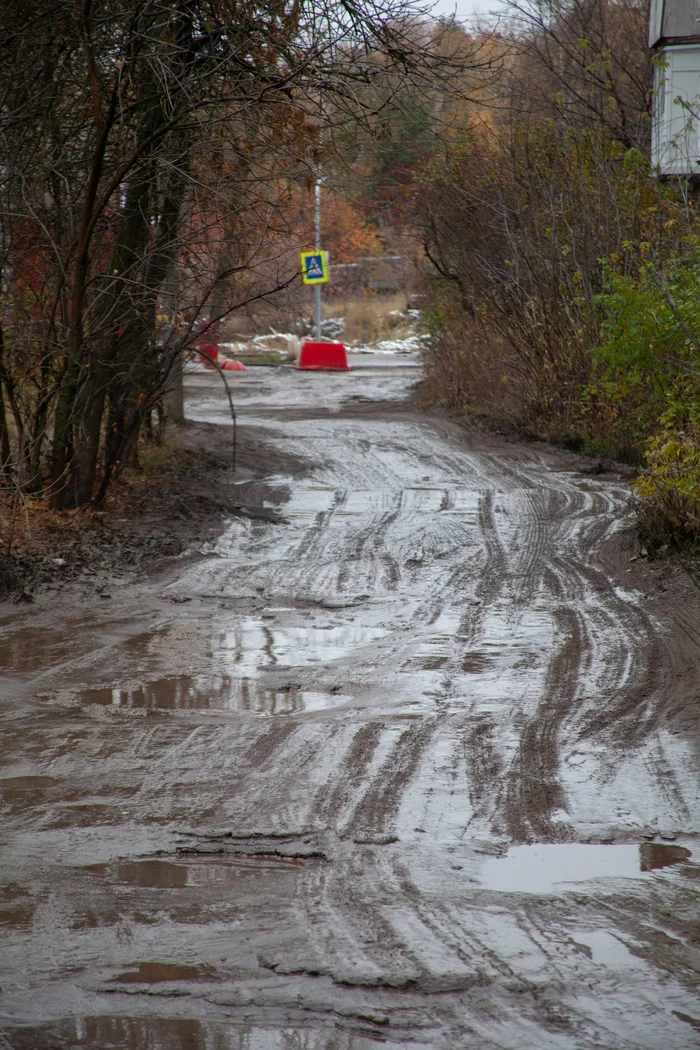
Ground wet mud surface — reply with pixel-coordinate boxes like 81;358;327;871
1;356;700;1048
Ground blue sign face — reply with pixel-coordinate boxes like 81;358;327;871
301;251;329;284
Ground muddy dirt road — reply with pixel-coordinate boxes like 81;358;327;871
2;357;700;1049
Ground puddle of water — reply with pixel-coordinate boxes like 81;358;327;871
87;854;305;889
422;656;447;670
115;860;189;888
572;930;647;969
76;675;351;715
114;961;213;983
480;842;693;893
1;775;59;791
79;675;234;710
401;487;450;513
0;616;146;674
0;902;35;928
0;886;35;928
341;489;397;515
47;803;123;829
6;1015;394;1049
217;618;386;671
462;651;491;674
0;624;86;672
1;776;61;815
282;485;477;521
640;842;691;871
275;485;337;519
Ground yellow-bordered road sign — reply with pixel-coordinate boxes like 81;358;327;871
301;250;329;284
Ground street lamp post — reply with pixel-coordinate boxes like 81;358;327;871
315;176;328;341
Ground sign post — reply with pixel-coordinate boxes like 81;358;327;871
296;174;350;368
300;250;329;340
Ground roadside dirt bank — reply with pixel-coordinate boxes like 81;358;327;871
1;358;699;1050
0;416;312;603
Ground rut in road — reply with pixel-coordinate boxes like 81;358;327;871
1;364;699;1050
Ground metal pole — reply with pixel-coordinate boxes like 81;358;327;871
315;178;322;341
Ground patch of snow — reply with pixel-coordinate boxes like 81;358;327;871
351;333;428;355
219;342;249;354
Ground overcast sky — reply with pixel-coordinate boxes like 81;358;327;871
428;0;510;27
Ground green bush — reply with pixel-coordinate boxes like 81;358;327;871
632;424;700;548
589;254;700;447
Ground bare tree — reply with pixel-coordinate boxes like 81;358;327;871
0;0;488;508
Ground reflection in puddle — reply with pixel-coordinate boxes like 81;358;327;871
572;930;647;969
462;651;490;674
77;675;351;714
114;961;213;983
70;613;376;713
87;854;304;889
79;675;236;710
115;860;189;888
640;842;691;871
5;1015;384;1049
481;842;693;893
216;617;386;671
0;885;35;928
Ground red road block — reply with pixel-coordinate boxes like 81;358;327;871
296;341;351;371
199;342;219;368
198;345;246;371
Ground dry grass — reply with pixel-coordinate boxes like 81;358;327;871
422;310;528;423
0;439;190;558
323;293;412;346
221;291;418;348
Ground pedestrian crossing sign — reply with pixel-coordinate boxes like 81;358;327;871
301;250;329;284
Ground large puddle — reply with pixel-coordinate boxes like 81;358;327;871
77;675;353;714
480;842;693;893
3;1016;393;1049
68;614;383;713
86;854;306;888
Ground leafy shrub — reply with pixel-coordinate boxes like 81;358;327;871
632;424;700;547
589;254;700;449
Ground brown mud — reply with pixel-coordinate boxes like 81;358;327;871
0;418;304;603
1;356;699;1049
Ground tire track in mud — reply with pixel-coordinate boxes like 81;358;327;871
224;412;696;846
309;721;385;828
244;721;298;767
468;453;688;840
5;372;700;1049
503;606;585;841
463;718;504;822
344;720;437;840
552;551;693;756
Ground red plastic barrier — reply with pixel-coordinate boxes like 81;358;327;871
198;342;218;368
198;345;246;371
296;341;351;371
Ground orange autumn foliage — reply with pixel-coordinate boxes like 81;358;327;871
314;194;384;264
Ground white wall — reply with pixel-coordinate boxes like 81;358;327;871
653;46;700;175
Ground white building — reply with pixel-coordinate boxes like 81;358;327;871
650;0;700;175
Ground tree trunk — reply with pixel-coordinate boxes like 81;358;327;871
0;381;11;477
69;369;107;506
162;255;184;424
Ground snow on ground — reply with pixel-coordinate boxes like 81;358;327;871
218;312;426;358
350;332;428;355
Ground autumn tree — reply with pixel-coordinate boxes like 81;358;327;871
411;0;697;441
1;0;483;509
